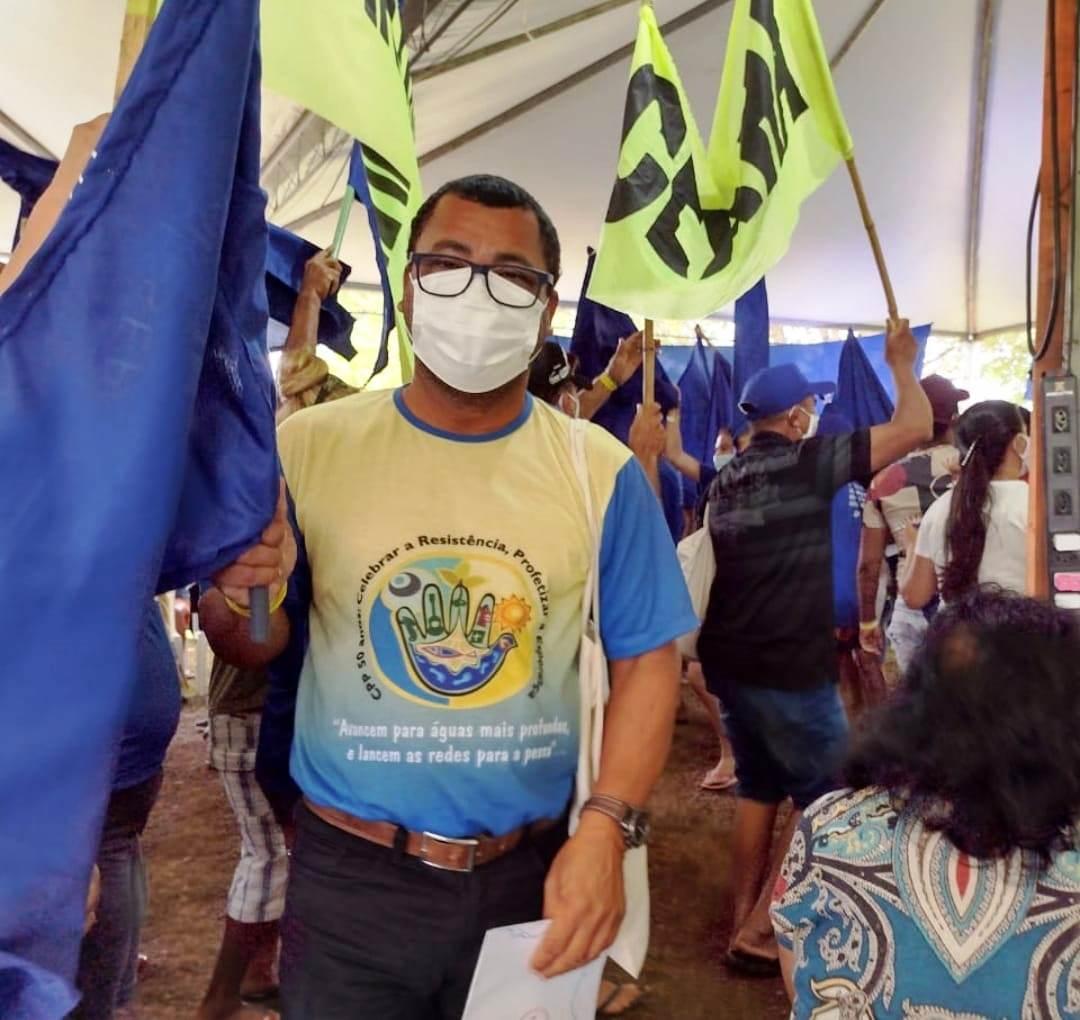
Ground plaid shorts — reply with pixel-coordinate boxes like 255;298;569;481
210;714;289;924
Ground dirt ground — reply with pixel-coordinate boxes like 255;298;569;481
135;691;791;1019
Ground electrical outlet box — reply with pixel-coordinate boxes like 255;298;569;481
1043;376;1080;535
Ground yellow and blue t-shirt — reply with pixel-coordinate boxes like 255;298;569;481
259;389;695;838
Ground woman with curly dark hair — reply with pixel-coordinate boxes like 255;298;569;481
901;401;1028;608
771;590;1080;1018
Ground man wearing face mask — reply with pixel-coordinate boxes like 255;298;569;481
203;174;696;1019
697;325;932;977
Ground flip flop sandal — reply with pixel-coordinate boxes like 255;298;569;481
241;987;280;1005
723;948;781;978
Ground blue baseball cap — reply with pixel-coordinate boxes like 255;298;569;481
738;364;836;422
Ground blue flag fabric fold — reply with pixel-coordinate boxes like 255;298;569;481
731;279;770;433
348;142;395;377
676;338;734;508
265;223;356;358
0;0;274;1013
570;249;678;444
0;139;58;246
820;329;926;629
823;329;896;430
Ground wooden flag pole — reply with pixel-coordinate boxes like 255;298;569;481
114;0;159;101
643;319;656;404
845;156;899;322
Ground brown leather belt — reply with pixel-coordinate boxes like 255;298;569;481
305;799;558;873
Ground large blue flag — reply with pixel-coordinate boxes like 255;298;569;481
731;278;770;434
825;329;896;430
820;331;918;629
570;248;679;443
0;139;58;247
0;0;274;1014
265;223;356;358
348;142;396;377
675;338;735;508
818;408;866;629
569;248;684;539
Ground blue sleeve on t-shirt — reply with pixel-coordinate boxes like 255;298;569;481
598;458;698;661
255;486;311;822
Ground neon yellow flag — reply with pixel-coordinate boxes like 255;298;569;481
262;0;421;380
589;0;853;320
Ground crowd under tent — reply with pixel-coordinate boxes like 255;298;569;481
0;0;1045;400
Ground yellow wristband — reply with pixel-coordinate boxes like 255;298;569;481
222;584;287;619
859;620;879;632
598;372;618;393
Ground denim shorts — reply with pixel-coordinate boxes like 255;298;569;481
715;681;849;809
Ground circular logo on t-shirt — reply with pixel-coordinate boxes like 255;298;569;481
366;551;539;710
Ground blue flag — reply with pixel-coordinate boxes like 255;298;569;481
0;0;274;1013
676;338;734;465
348;142;396;377
0;139;58;247
824;329;896;430
731;279;770;434
570;248;678;444
675;338;735;508
818;409;865;629
265;223;356;358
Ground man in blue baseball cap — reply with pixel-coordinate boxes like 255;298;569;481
737;363;836;435
698;320;932;977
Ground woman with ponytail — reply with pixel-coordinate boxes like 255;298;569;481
901;401;1029;608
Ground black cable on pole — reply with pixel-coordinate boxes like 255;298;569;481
1031;0;1064;364
1027;173;1041;361
1066;0;1080;374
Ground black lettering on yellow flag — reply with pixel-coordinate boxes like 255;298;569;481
589;0;853;320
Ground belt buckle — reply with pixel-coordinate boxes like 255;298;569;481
419;831;480;872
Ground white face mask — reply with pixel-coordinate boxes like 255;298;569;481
796;406;819;439
410;272;545;395
713;451;735;471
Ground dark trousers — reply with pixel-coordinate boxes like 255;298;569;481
280;803;566;1020
70;771;163;1019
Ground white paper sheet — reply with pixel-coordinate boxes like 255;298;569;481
462;920;606;1020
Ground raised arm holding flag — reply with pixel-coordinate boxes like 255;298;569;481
262;0;422;382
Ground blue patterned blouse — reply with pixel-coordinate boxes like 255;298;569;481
772;787;1080;1019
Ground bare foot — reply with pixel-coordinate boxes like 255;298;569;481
597;979;644;1015
728;928;779;964
700;757;737;791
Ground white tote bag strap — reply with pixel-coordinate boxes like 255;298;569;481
566;418;650;978
569;418;601;640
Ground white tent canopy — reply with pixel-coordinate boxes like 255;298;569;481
0;0;1044;337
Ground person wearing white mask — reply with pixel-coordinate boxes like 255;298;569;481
698;334;931;978
527;336;653;423
901;400;1030;609
203;174;697;1019
526;340;595;419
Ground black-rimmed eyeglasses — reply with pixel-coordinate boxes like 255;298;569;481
409;252;553;309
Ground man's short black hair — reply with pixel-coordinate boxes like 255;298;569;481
408;174;561;280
